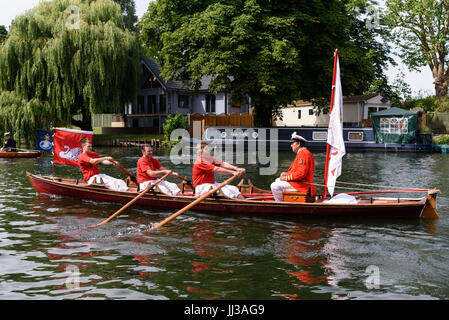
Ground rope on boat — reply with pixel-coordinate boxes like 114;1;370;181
331;180;430;191
297;181;431;194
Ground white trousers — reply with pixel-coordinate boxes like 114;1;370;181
88;174;129;192
140;180;181;196
270;178;295;202
195;183;241;199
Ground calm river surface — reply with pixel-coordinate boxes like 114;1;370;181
1;147;448;300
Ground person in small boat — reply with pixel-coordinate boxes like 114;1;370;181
270;132;316;201
1;132;17;152
193;141;246;199
137;145;182;196
78;137;128;191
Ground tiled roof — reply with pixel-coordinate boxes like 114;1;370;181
141;58;213;91
342;93;379;102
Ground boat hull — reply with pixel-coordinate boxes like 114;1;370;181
0;151;43;158
26;172;433;219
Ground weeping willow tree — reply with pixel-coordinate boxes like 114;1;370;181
0;0;141;144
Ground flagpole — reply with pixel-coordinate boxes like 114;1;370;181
52;129;55;178
323;49;339;199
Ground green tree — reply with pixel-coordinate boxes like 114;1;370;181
140;0;392;125
113;0;138;31
384;0;449;97
366;71;412;107
163;113;188;142
0;0;141;143
0;25;7;44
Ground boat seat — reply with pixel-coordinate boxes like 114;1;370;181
180;181;195;195
90;177;108;188
282;189;314;203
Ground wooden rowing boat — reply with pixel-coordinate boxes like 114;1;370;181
26;172;439;219
0;151;43;158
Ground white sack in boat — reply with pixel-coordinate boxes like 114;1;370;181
324;193;357;204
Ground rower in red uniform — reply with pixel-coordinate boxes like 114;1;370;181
137;144;182;196
270;132;316;201
193;141;245;199
78;137;128;191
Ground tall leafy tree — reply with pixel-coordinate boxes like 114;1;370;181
0;25;7;44
385;0;449;97
113;0;138;31
140;0;392;125
0;0;142;143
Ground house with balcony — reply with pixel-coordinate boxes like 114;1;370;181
120;58;251;134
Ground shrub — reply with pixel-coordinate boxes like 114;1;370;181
437;135;449;145
404;96;449;112
163;113;188;142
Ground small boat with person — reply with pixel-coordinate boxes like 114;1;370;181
0;150;43;158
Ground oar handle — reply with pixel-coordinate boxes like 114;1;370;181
173;174;192;185
150;174;239;231
91;172;171;227
111;160;137;183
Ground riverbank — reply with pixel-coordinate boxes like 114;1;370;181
92;133;170;148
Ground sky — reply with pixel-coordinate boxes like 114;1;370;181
0;0;436;97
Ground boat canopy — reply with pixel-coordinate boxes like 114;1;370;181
370;107;418;144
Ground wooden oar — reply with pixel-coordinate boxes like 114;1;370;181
90;172;171;228
149;174;239;231
111;160;137;183
173;174;192;185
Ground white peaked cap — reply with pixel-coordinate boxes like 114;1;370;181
290;131;307;142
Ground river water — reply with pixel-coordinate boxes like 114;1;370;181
0;147;448;300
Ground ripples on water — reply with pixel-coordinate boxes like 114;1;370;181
0;150;448;300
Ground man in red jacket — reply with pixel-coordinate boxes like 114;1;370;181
270;132;316;201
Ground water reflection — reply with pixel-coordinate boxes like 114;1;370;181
1;149;449;299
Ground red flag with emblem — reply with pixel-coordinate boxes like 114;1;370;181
52;128;94;167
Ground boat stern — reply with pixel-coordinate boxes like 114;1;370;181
421;188;440;219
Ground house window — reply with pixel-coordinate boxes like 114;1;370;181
297;110;302;119
309;108;314;116
137;96;144;113
178;95;189;109
148;95;156;114
313;131;327;141
348;132;363;141
142;75;162;89
159;95;166;113
206;94;216;113
380;117;408;134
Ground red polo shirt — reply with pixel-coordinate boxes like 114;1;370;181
137;156;163;183
78;152;101;182
192;153;222;187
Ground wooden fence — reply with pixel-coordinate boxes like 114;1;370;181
189;113;254;137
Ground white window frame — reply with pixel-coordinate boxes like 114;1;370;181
348;131;364;141
312;131;327;141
